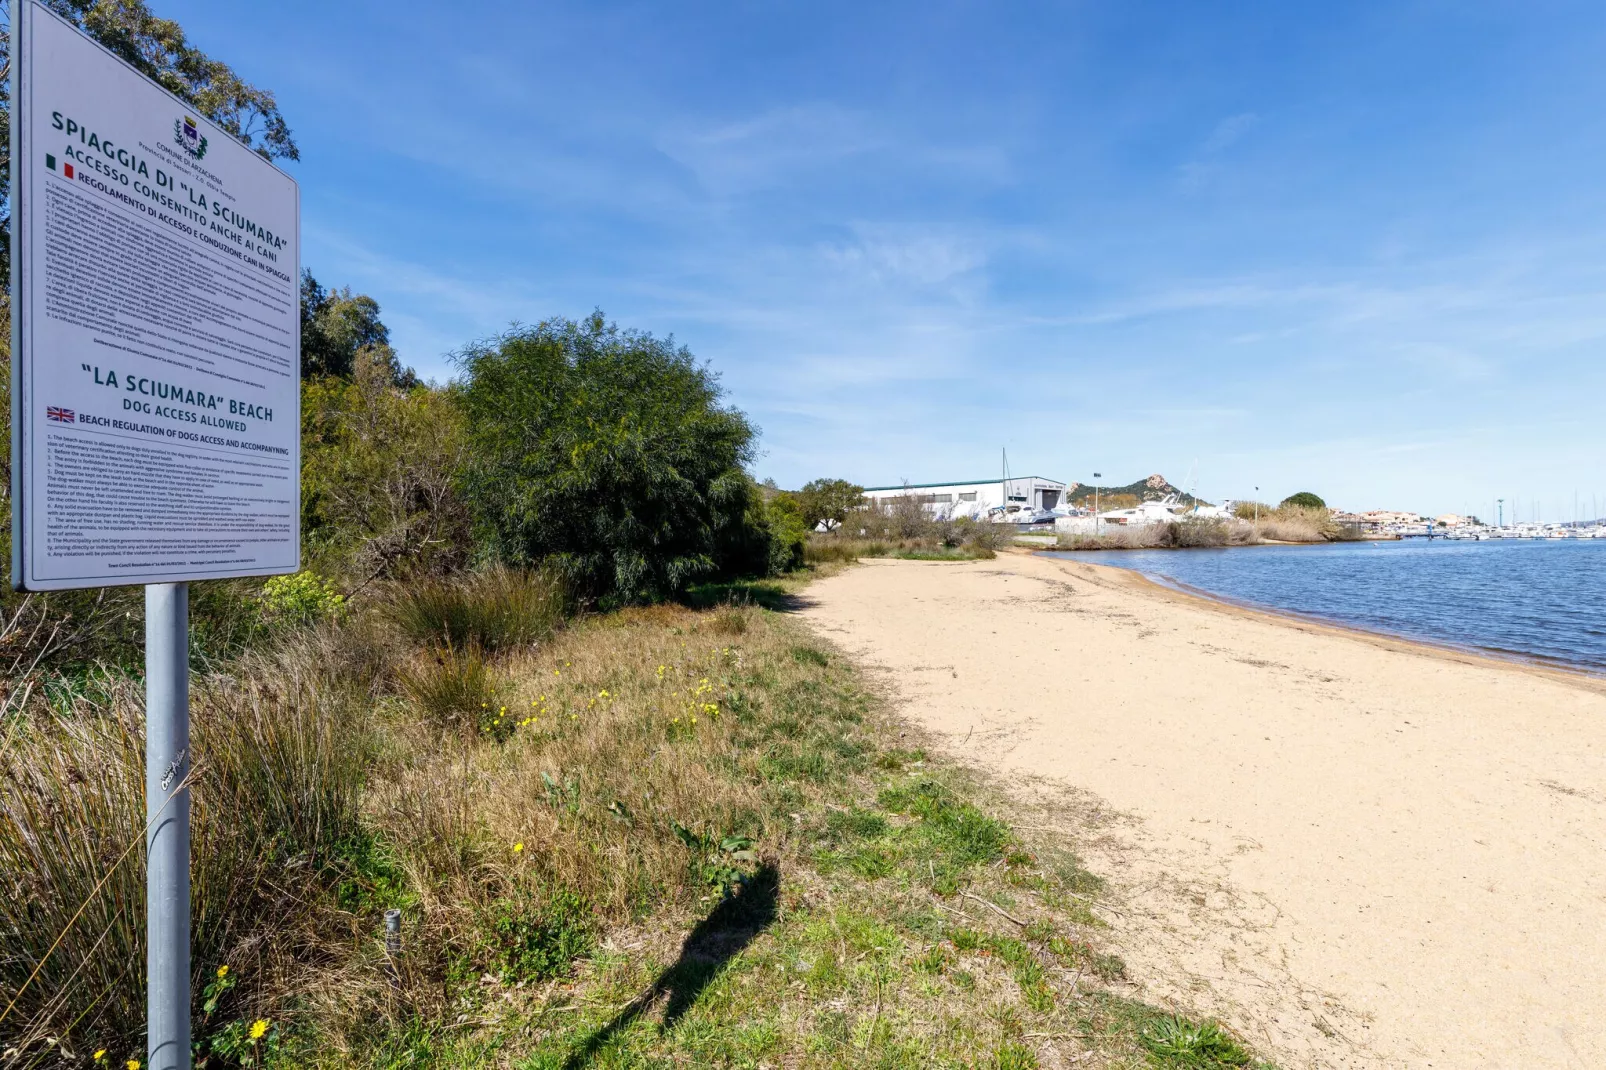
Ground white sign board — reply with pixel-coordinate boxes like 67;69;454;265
10;2;300;591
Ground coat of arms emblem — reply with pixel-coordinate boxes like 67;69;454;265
174;114;208;160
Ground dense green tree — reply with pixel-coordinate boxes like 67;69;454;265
454;313;765;605
299;271;413;386
1281;491;1327;509
797;478;865;529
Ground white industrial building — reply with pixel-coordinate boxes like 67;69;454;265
861;477;1069;519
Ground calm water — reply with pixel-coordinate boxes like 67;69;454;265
1045;538;1606;672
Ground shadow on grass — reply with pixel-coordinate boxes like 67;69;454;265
560;863;781;1069
680;579;813;612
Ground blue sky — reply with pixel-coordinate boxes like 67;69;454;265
163;1;1606;518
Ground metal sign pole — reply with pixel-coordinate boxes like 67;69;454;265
145;582;191;1070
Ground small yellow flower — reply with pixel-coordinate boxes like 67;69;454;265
216;964;229;979
127;1061;141;1070
500;706;507;713
93;1052;105;1063
513;842;524;853
250;1018;270;1041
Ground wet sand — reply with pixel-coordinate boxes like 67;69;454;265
798;552;1606;1069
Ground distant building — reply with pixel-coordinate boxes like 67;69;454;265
1359;510;1426;527
1435;514;1471;528
862;477;1068;516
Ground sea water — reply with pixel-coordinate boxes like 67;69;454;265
1045;538;1606;672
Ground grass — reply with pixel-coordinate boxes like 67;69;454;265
389;564;569;651
0;626;375;1057
0;565;1276;1069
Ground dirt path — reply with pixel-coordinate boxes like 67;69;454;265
797;553;1606;1069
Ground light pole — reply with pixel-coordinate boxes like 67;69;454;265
1497;498;1503;528
1254;486;1260;524
1093;473;1102;534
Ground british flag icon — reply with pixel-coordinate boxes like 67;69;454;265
46;406;74;423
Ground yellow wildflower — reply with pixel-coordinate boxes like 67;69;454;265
93;1052;105;1063
250;1019;270;1040
127;1061;140;1070
216;964;229;979
513;842;524;853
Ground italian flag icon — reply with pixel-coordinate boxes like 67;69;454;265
46;153;72;178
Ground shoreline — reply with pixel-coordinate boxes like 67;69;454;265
799;553;1606;1068
1035;549;1606;691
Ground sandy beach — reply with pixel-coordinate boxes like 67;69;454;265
798;552;1606;1069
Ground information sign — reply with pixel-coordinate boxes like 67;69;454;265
10;2;300;591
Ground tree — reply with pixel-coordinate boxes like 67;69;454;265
301;369;469;581
0;0;299;286
1281;491;1326;510
300;271;413;386
454;313;764;605
797;478;865;530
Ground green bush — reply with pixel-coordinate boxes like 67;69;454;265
454;313;771;605
763;491;810;574
300;370;470;580
483;889;594;983
1280;491;1326;509
259;569;348;626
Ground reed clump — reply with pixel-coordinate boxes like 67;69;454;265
0;624;378;1056
387;564;569;651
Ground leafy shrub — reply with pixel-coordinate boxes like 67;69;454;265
483;889;595;983
454;314;769;605
300;369;470;580
763;492;810;574
389;565;568;651
259;570;348;626
1280;491;1326;509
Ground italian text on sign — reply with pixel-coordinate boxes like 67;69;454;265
10;2;301;591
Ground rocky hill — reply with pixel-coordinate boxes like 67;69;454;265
1064;473;1202;505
